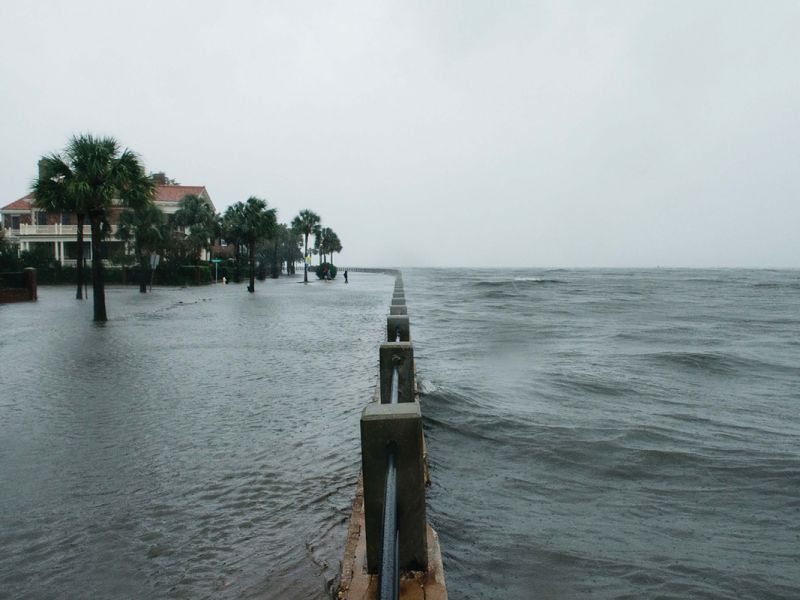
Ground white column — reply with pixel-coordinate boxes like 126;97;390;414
54;241;60;261
59;241;65;265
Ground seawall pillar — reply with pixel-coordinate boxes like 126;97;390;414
379;342;414;403
360;401;428;573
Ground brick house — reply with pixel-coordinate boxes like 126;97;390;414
1;185;214;265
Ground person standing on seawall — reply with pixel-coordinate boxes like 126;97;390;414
344;270;348;284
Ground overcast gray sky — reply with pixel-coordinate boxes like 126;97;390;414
1;1;798;267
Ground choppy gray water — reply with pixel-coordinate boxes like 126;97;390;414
0;275;393;600
405;268;800;600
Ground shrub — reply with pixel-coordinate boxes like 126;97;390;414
315;262;337;280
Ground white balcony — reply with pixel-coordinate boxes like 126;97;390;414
17;223;91;236
15;224;116;237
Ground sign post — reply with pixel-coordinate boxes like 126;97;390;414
211;258;222;283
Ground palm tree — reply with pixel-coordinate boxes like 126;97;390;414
32;156;89;299
291;209;320;283
172;194;216;263
268;223;290;278
222;203;247;282
34;134;152;321
324;229;342;265
313;225;325;264
229;197;277;293
283;226;303;274
116;201;165;293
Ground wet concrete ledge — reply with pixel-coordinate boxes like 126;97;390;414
337;471;447;600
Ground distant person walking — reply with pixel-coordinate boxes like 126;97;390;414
344;270;348;284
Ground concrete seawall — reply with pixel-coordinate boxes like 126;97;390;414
336;271;447;600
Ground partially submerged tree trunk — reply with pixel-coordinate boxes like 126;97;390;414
234;242;242;283
75;212;85;299
138;250;148;293
89;209;107;321
271;237;280;278
303;234;309;283
248;239;256;292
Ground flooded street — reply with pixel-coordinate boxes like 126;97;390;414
0;275;393;599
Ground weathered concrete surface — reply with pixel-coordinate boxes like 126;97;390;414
389;305;408;315
337;474;448;600
379;343;414;403
360;401;427;571
387;315;411;342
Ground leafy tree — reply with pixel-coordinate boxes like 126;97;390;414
291;209;320;283
116;201;166;293
171;194;216;263
33;134;152;321
32;156;90;299
149;172;179;185
0;228;19;271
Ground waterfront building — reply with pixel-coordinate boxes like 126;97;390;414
0;185;214;265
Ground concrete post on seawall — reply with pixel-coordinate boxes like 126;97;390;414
23;268;38;301
337;270;447;600
360;402;428;572
387;315;410;342
379;342;414;403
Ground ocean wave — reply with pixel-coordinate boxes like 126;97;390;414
640;350;799;376
472;278;564;289
640;351;750;374
752;281;800;290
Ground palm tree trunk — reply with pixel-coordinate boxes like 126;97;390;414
303;234;309;283
248;240;255;292
272;238;279;278
234;242;241;282
89;210;107;321
75;212;85;299
139;249;148;293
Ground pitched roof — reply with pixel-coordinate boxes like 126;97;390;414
3;186;214;212
1;194;33;211
154;185;209;203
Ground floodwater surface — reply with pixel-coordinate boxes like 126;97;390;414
0;274;393;599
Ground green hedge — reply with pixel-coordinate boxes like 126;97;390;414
17;262;213;287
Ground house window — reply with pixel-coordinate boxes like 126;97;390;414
61;213;70;225
11;216;20;230
37;212;48;225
